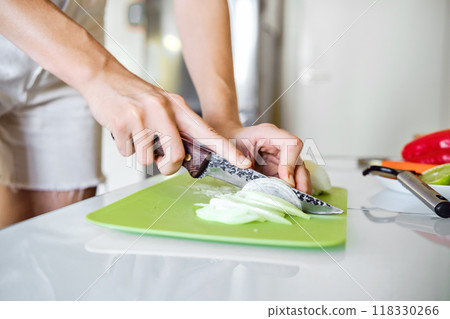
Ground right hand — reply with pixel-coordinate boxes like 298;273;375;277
80;63;251;175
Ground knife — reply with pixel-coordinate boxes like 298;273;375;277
153;132;343;215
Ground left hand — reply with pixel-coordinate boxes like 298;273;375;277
218;123;312;194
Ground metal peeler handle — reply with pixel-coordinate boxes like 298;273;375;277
397;170;450;218
363;165;450;218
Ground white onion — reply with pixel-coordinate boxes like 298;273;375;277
304;160;332;195
242;177;301;208
195;190;309;225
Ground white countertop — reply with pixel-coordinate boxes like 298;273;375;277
0;157;449;301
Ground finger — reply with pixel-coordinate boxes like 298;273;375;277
154;128;185;175
132;128;155;166
149;105;185;175
111;126;134;157
139;95;185;174
247;124;302;186
276;133;303;188
294;163;312;194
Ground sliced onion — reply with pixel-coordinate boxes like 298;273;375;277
196;206;261;224
195;189;310;225
242;177;301;208
215;195;285;217
304;160;332;195
219;195;292;225
236;191;310;219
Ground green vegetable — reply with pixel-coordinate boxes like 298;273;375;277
420;163;450;185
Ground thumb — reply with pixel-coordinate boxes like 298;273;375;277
277;137;303;188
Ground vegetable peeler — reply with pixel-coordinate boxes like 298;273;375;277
363;166;450;218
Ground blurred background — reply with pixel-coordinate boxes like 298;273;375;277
99;0;450;193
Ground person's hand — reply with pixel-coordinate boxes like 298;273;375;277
217;123;312;194
79;64;251;175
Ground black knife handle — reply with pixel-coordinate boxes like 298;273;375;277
154;132;212;178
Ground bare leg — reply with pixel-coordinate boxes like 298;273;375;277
0;185;96;228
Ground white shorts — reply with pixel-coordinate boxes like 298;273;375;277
0;0;106;190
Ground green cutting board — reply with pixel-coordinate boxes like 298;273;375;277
86;173;347;248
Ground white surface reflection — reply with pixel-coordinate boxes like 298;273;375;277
85;230;345;267
1;158;449;301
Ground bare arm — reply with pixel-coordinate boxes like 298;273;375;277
173;0;241;133
174;0;311;193
0;0;249;174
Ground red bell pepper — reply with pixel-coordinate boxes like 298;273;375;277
402;129;450;164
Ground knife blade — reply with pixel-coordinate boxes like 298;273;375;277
154;132;343;215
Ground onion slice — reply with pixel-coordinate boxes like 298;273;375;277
304;160;332;195
236;191;310;219
196;206;261;224
242;177;301;207
195;189;309;225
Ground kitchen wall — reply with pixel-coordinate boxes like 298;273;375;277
280;0;450;158
100;0;450;192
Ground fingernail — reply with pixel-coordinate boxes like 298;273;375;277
240;157;252;167
288;174;295;187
